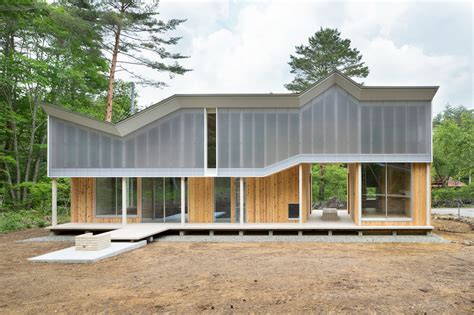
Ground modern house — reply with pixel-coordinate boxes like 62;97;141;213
43;71;437;237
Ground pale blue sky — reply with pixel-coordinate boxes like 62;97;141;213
122;0;473;115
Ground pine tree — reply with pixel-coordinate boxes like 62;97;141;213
285;27;369;93
95;0;191;122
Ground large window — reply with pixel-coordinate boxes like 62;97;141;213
96;178;137;216
362;163;411;219
214;177;231;222
141;178;183;222
207;109;216;168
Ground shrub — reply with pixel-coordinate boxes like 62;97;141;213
432;184;474;207
0;208;68;233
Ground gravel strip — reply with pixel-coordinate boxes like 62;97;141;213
155;234;449;243
17;235;75;243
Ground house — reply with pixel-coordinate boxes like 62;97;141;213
43;71;437;237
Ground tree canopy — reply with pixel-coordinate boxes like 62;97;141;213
432;105;473;186
285;27;369;93
89;0;191;121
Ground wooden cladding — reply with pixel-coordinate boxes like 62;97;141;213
362;163;429;226
69;163;430;226
245;164;311;223
187;177;214;223
347;164;360;225
70;178;140;223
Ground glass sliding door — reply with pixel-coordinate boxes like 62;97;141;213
141;178;182;222
164;178;181;222
214;177;231;222
386;163;411;217
361;164;386;218
361;163;412;219
95;178;137;217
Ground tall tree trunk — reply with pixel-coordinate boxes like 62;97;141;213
25;134;47;209
22;95;39;201
105;26;121;122
318;164;325;202
32;134;47;183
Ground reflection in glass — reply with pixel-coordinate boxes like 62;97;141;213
361;164;411;219
215;177;231;222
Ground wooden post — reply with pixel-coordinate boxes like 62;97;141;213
52;178;57;226
240;177;244;224
181;177;185;225
122;177;127;225
299;164;303;224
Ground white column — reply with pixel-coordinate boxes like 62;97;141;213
181;177;185;225
122;177;127;225
299;164;303;224
51;178;57;226
239;177;244;224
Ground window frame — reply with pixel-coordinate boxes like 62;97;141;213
94;177;138;218
361;163;413;222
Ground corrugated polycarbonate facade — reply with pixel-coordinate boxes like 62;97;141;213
49;109;204;177
48;85;431;177
217;86;431;173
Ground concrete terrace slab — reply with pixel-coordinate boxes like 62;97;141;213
28;241;146;264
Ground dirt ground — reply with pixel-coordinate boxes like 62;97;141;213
0;218;473;314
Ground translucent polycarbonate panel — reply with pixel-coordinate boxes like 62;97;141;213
217;108;300;169
242;112;253;167
277;112;288;161
300;103;312;154
372;105;383;154
48;86;431;175
288;112;299;157
347;99;359;153
360;106;371;154
265;113;277;166
312;96;324;153
218;110;229;168
336;89;348;154
394;105;407;154
323;90;336;153
49;109;204;171
253;112;265;168
407;105;419;153
229;112;241;168
383;106;395;154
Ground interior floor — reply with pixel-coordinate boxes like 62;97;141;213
308;209;355;226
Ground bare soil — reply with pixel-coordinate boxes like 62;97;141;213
0;218;473;314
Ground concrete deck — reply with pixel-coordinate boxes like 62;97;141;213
28;241;146;264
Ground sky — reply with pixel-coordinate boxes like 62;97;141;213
120;0;473;115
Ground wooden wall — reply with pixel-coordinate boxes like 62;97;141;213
69;163;429;226
187;177;214;223
245;164;311;223
362;163;430;226
70;178;140;223
347;163;360;226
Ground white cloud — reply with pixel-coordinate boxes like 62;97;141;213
118;1;473;114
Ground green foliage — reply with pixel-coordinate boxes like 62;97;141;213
432;184;474;207
93;0;191;87
93;80;136;122
285;28;369;92
311;164;347;203
432;105;474;185
0;207;69;233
